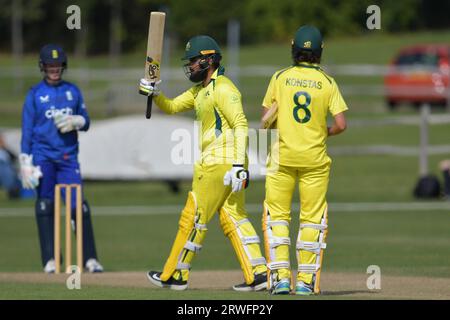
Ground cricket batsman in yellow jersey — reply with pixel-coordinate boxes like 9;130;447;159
139;35;267;291
261;26;348;295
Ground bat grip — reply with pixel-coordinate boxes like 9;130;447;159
146;94;153;119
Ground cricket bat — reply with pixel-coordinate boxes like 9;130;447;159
260;101;278;129
143;12;165;119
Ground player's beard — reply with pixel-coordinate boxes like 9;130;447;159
189;69;208;83
184;64;208;83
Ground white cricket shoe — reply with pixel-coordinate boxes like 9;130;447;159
85;258;104;273
44;259;56;273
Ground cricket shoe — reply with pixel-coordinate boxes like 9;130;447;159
271;278;291;295
232;273;268;292
147;271;188;291
295;281;314;296
44;259;56;273
85;258;104;273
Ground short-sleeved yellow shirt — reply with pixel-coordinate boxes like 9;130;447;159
262;63;348;167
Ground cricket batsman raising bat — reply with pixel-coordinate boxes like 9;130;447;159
139;35;268;292
139;12;165;119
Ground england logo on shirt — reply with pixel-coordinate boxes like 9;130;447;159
66;91;73;101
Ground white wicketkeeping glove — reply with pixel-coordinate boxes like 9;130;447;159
19;153;43;190
223;165;250;193
139;78;161;96
54;114;86;133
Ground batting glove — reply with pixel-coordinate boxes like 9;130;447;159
54;114;86;133
223;165;250;193
139;78;161;96
19;153;43;190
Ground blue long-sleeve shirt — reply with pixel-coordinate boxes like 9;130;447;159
21;80;90;162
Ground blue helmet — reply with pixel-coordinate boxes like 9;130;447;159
39;44;67;70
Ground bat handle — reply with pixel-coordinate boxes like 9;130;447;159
146;94;153;119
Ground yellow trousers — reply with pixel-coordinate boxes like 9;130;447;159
165;162;267;284
263;162;330;288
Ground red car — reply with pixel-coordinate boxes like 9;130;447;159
384;45;450;110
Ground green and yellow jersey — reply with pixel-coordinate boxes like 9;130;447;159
262;63;348;167
154;67;248;165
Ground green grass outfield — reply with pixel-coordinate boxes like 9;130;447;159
0;208;449;299
1;109;449;300
1;154;450;299
1;208;450;276
1;30;450;299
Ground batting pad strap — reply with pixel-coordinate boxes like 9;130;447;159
267;220;289;227
298;264;320;273
195;223;208;231
250;257;267;266
296;241;327;250
236;218;250;227
184;241;202;253
243;236;260;244
300;223;328;231
268;261;290;270
296;241;326;254
269;236;291;248
176;262;190;270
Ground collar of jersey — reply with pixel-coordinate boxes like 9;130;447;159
295;62;320;70
206;66;225;88
210;66;225;80
43;79;64;87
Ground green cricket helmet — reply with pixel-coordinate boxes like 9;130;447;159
182;35;222;83
182;35;222;61
292;25;324;58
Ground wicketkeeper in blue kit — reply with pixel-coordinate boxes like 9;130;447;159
19;44;103;273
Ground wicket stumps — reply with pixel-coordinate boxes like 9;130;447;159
54;184;83;274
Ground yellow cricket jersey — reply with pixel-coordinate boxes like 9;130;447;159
262;63;348;167
154;67;248;165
